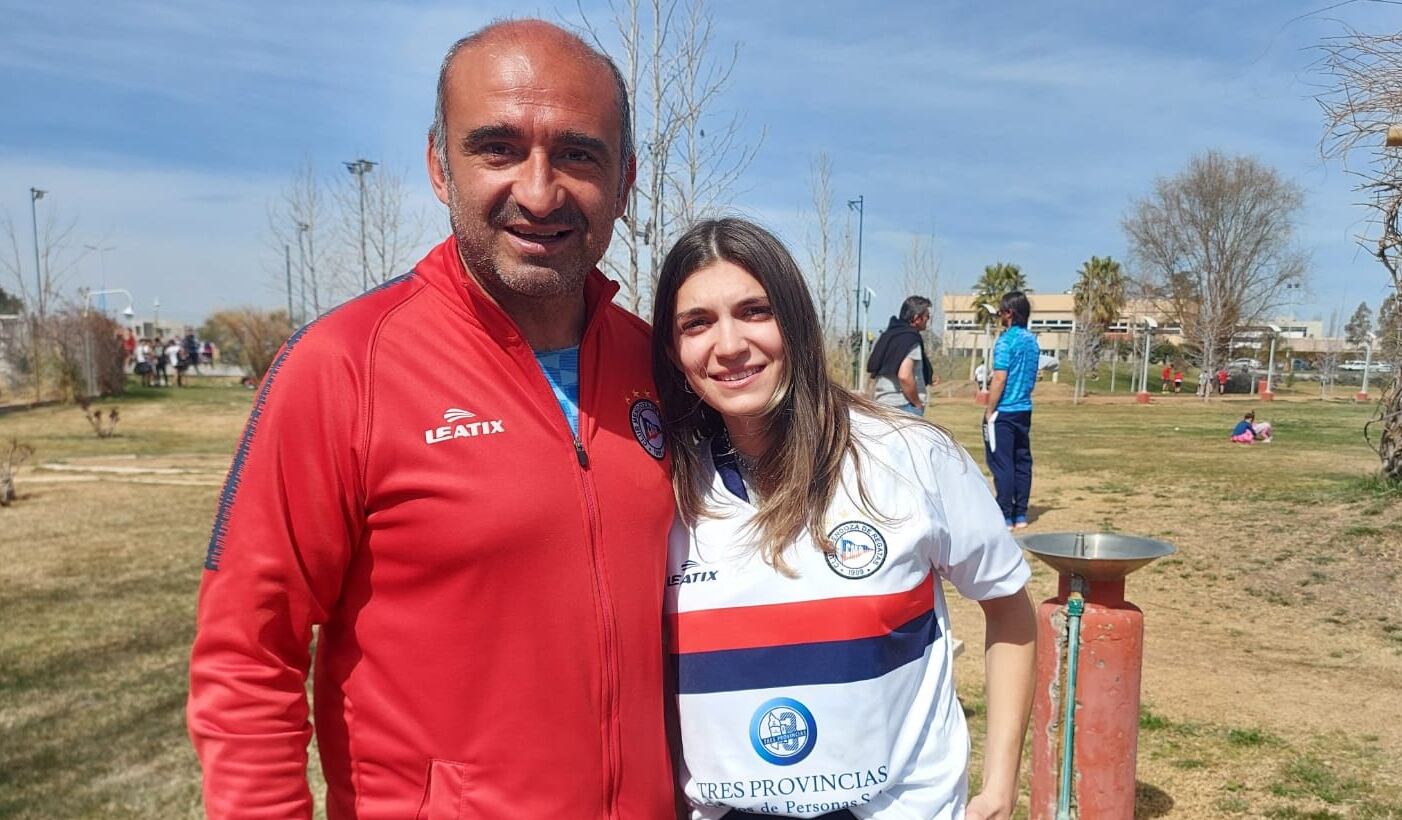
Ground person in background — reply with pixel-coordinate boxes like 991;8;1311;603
1173;369;1184;393
183;332;201;376
152;336;169;387
122;329;136;370
866;295;937;416
1217;367;1229;395
169;337;189;388
983;291;1040;531
1161;364;1172;393
1231;410;1272;444
134;338;153;387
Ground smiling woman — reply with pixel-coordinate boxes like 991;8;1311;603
650;218;1038;820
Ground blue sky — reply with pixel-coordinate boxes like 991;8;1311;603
2;0;1398;327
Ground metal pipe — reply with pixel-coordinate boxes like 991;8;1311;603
1057;577;1087;820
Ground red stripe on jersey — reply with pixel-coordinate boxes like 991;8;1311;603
667;572;935;654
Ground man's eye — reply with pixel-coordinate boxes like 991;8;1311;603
562;149;596;163
479;144;513;157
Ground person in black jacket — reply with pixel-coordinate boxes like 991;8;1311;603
866;296;936;415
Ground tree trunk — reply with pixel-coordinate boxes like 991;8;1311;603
1379;381;1402;481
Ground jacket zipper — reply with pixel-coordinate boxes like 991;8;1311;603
571;434;623;819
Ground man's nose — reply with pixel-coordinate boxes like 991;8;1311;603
511;150;566;218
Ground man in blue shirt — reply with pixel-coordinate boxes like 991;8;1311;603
983;291;1039;529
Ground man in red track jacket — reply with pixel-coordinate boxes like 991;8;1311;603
188;21;677;818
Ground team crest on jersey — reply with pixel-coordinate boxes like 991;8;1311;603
749;697;816;766
629;398;665;459
825;521;888;579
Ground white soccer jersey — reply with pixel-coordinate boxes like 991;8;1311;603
665;411;1031;820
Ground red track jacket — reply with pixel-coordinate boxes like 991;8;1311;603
188;236;676;819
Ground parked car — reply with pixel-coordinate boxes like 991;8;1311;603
1339;360;1368;372
1227;357;1262;370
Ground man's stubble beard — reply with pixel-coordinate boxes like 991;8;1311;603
444;173;594;301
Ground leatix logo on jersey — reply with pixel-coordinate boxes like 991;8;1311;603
750;697;817;766
423;407;507;445
667;559;718;587
825;521;888;579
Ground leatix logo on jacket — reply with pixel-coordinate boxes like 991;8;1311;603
423;407;507;445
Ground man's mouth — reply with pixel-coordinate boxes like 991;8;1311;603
503;224;576;252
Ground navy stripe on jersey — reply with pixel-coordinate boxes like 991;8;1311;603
203;272;415;571
673;609;940;695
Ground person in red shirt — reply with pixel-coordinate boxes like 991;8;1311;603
1217;367;1229;394
1161;364;1172;393
187;21;677;819
121;329;136;370
1173;369;1184;393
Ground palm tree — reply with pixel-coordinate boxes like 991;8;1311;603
1069;256;1127;404
1071;256;1127;331
972;262;1027;329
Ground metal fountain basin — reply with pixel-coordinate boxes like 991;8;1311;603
1016;532;1176;581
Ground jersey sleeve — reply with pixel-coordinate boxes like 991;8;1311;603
925;438;1030;600
992;333;1011;371
187;328;366;818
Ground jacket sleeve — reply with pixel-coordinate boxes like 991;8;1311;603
187;331;366;818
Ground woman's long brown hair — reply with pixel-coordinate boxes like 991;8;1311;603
651;218;936;573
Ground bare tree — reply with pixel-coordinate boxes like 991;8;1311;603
0;438;35;506
1;204;89;401
267;161;333;323
1319;307;1345;399
332;164;428;293
805;153;848;333
1068;305;1102;405
900;233;941;310
667;0;763;228
1123;151;1308;387
1318;26;1402;477
1;207;86;315
202;307;295;381
576;0;760;313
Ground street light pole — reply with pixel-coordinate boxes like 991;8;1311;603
30;188;46;318
1265;324;1281;395
847;195;865;388
1136;316;1158;404
296;221;310;323
29;187;47;403
1359;335;1375;402
345;158;377;290
858;287;875;393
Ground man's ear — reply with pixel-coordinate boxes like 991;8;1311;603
427;137;451;206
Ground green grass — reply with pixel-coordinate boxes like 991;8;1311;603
4;383;1400;818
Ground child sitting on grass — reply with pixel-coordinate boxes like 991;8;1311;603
1231;411;1272;444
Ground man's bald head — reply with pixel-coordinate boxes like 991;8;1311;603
428;20;634;183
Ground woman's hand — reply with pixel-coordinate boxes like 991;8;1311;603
963;790;1016;820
